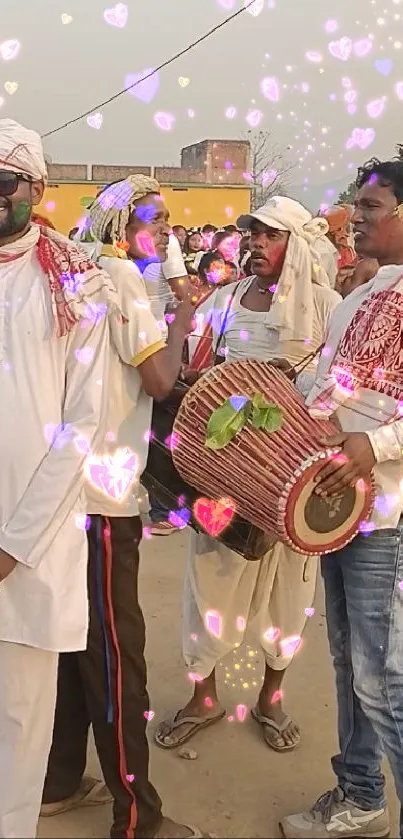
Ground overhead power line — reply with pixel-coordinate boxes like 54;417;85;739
41;2;254;139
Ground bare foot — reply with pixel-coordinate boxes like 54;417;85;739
153;815;215;838
155;698;225;748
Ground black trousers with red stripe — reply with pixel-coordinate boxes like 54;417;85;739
42;515;163;839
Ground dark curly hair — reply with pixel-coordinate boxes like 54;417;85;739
356;157;403;203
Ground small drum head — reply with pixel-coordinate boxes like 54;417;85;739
280;449;374;555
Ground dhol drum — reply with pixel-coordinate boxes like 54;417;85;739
172;360;374;556
142;381;274;560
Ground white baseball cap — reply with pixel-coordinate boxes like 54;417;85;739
237;196;312;232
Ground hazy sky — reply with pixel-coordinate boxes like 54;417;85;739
1;0;402;207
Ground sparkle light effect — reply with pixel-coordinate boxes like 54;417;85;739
236;703;248;721
0;40;20;60
205;609;222;638
84;447;137;501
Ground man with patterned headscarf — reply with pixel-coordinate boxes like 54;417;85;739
41;175;212;839
0;119;113;837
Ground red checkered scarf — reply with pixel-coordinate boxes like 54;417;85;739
0;223;120;335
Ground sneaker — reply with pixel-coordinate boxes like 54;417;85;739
150;521;180;536
280;786;389;838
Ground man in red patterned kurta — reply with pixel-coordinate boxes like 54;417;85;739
281;159;403;839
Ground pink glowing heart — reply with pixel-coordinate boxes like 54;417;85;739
399;580;403;592
236;703;248;722
225;105;237;119
260;76;280;102
395;81;403;101
366;97;386;119
353;38;372;58
301;82;310;94
244;0;264;16
305;51;323;63
228;715;234;722
84;447;137;501
217;0;236;8
190;632;198;641
261;168;277;187
126;773;135;782
344;90;357;104
165;313;175;325
246;109;263;128
328;37;352;61
342;76;352;88
75;346;95;365
346;104;357;115
143;526;152;539
205;697;213;708
263;626;281;643
125;69;159;103
271;689;283;704
154;111;175;131
104;3;128;27
144;710;155;722
205;609;222;639
74;434;91;455
243;171;254;183
193;496;236;538
345;127;375;151
280;635;302;657
0;40;20;61
87;112;103;130
236;615;246;632
305;607;315;617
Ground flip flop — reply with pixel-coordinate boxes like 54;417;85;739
251;706;300;752
40;775;112;817
155;709;226;750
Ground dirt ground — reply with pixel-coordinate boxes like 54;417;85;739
38;528;399;839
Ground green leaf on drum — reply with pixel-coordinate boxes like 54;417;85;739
205;396;250;450
251;393;283;433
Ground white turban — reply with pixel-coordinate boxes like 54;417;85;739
237;196;333;343
0;119;47;181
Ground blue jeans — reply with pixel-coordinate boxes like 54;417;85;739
322;523;403;836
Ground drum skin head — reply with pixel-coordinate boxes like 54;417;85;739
281;449;374;555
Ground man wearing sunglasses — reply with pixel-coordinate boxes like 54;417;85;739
0;119;116;838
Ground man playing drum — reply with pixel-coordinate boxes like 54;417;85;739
155;197;341;754
281;160;403;838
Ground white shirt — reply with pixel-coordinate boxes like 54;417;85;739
0;246;110;652
211;276;341;371
301;265;403;529
86;257;165;518
142;234;186;331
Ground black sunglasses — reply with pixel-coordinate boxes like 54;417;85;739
0;171;33;197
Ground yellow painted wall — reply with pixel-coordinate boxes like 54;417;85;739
36;183;251;235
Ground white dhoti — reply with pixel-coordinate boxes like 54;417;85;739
0;641;58;839
183;532;318;679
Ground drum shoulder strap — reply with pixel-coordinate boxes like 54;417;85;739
213;285;238;365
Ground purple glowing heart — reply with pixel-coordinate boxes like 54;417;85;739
260;76;280;102
374;58;392;76
168;508;190;529
229;395;249;411
44;423;73;450
246;108;263;128
328;37;353;61
125;69;159;103
366;97;386;119
154;111;175;131
353;38;372;58
346;104;357;115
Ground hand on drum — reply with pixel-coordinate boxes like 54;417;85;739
315;432;376;496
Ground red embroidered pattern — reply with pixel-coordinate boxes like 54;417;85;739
332;286;403;399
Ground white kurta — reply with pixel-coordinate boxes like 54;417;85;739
0;244;110;652
183;277;341;677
